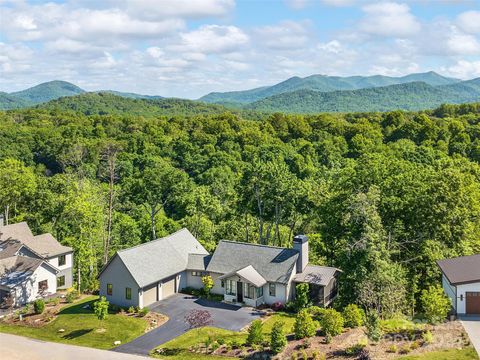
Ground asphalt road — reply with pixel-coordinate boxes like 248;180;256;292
113;293;262;356
0;332;150;360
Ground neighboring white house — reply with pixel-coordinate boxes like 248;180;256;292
437;254;480;315
99;229;341;309
0;217;74;307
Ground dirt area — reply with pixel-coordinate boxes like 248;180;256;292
118;311;168;332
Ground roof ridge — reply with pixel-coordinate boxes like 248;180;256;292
438;253;480;262
117;227;189;254
219;239;296;251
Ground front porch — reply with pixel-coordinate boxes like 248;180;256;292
219;265;266;307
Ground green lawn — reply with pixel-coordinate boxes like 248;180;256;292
398;348;479;360
152;312;295;360
0;296;147;349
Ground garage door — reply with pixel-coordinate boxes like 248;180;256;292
161;276;176;299
143;283;158;307
466;292;480;314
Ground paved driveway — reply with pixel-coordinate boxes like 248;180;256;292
0;333;149;360
460;316;480;356
113;293;263;356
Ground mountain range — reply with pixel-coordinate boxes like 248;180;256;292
1;72;480;114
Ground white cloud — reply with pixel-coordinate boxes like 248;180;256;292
321;0;355;6
457;10;480;34
359;2;421;37
443;60;480;79
174;25;249;54
255;21;311;50
0;42;33;74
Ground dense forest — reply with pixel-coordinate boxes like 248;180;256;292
1;101;480;316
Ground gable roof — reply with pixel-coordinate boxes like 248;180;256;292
0;255;58;288
219;265;267;287
0;223;72;258
187;253;212;271
293;265;340;286
207;240;299;284
0;240;24;260
437;254;480;285
113;228;208;288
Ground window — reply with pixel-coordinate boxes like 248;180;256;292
225;280;236;295
125;287;132;300
256;286;263;298
38;280;48;294
192;271;208;277
245;283;256;299
107;283;113;295
58;254;66;266
57;275;65;287
221;280;224;288
269;283;276;297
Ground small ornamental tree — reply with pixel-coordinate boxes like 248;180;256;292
420;285;451;324
365;310;382;342
319;309;344;343
246;319;264;345
295;283;310;311
201;275;214;297
294;309;317;339
343;304;365;328
93;296;109;328
270;321;287;354
184;309;213;333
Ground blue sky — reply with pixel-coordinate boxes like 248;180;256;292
1;0;480;98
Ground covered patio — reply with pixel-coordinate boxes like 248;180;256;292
219;265;267;307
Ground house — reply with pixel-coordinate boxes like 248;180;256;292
437;254;480;315
99;229;341;309
0;216;74;306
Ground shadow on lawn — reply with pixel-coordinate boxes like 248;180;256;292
62;328;93;339
58;301;96;315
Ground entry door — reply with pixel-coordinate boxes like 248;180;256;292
466;292;480;314
237;281;243;302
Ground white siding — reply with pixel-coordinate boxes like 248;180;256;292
12;263;57;306
178;271;187;291
210;272;224;295
456;282;480;314
47;253;73;270
99;256;140;308
286;262;297;302
442;274;457;311
186;271;205;289
263;282;287;305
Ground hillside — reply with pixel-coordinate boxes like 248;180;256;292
245;80;480;113
0;92;30;110
97;90;164;100
200;71;459;104
38;92;231;117
10;80;85;105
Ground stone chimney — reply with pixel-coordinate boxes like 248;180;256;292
293;234;308;273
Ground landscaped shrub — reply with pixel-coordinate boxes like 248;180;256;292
319;308;344;343
271;301;284;311
138;307;149;317
420;285;451;324
285;301;296;313
201;275;214;296
93;296;109;324
270;320;287;354
294;309;317;339
295;283;310;311
410;340;421;350
422;330;434;344
66;289;79;303
127;306;135;314
345;340;367;356
308;306;326;321
247;319;264;345
343;304;364;328
51;297;60;306
399;344;411;354
33;299;45;314
311;350;325;360
300;349;308;360
386;344;398;353
365;310;382;342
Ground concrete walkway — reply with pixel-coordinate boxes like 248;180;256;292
0;332;150;360
460;316;480;356
113;293;263;356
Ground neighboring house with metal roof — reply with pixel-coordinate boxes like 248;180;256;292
0;216;73;307
437;254;480;315
99;229;341;309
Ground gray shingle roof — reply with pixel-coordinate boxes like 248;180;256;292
116;228;208;288
187;254;212;270
293;265;340;286
0;256;54;288
207;240;299;284
0;240;24;260
0;223;72;258
437;254;480;285
219;265;267;287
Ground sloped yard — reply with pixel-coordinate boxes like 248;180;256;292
0;296;149;349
